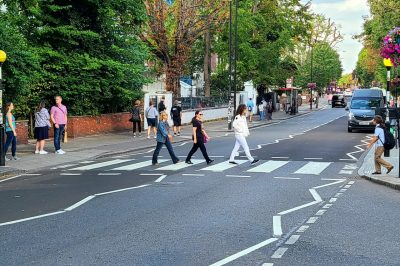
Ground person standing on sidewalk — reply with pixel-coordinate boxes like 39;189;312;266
170;100;182;136
158;96;166;113
34;101;51;154
152;112;179;165
51;96;68;154
247;98;254;122
258;102;265;121
367;115;394;175
229;104;259;165
145;101;158;139
4;102;19;161
131;100;142;138
185;110;214;165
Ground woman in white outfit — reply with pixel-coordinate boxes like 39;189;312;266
229;104;259;165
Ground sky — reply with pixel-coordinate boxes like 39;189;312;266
302;0;370;74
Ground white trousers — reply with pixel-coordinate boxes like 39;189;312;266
229;135;254;162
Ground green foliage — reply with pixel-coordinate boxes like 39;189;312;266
1;0;149;117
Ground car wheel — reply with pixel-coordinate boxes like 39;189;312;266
348;127;352;133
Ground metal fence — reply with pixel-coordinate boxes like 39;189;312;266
175;97;228;110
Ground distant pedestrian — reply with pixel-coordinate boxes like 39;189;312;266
145;101;158;139
4;102;19;161
131;100;142;138
229;104;259;165
170;100;182;136
158;96;166;113
34;101;51;154
50;96;68;154
247;98;254;122
258;102;265;120
266;101;273;120
152;112;179;165
367;115;394;175
185;110;214;165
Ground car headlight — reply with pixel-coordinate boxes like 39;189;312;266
348;112;355;119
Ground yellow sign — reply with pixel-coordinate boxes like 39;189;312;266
383;58;393;67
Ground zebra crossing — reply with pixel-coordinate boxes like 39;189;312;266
55;158;358;176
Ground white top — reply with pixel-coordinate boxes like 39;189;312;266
232;115;250;137
374;125;385;147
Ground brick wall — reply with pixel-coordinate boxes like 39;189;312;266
16;120;29;144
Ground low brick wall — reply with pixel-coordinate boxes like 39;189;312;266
16;120;29;144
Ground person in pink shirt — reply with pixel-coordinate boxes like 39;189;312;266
50;96;68;154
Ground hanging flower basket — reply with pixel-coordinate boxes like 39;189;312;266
380;27;400;66
307;83;316;89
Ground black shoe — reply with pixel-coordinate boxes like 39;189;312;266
387;166;394;174
229;161;238;165
207;159;214;165
251;159;260;165
185;160;193;164
152;162;158;166
371;171;381;175
174;160;180;164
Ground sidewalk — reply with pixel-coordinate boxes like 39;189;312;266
0;100;327;179
358;147;400;190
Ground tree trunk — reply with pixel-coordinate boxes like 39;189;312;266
165;63;181;97
204;29;211;97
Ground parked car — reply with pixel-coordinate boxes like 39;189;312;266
346;89;386;132
331;94;346;108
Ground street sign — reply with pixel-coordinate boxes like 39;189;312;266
286;78;293;88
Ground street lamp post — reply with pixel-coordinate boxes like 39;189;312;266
310;43;314;110
228;0;238;130
0;50;7;166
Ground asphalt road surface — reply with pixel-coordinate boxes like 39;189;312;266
1;108;400;266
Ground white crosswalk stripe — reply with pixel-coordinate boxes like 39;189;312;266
112;159;168;171
294;162;331;175
247;160;289;173
156;159;204;171
70;159;134;171
200;160;247;172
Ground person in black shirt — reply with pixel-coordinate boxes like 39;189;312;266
131;100;142;137
185;110;214;165
170;100;182;136
158;96;166;113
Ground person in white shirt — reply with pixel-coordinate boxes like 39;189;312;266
229;104;259;165
367;115;394;174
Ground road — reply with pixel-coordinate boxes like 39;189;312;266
1;108;400;266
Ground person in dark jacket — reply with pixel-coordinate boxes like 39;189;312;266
185;110;214;165
170;100;182;136
131;100;142;138
158;96;166;113
152;112;179;165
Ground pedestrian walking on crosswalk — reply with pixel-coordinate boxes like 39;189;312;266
229;104;259;165
185;110;214;165
152;112;179;165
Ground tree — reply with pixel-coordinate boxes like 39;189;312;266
355;47;380;87
142;0;228;96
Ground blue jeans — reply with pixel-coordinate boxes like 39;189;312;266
152;138;179;164
54;124;65;151
4;131;17;156
259;111;265;120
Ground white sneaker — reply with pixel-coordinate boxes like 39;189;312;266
39;150;48;155
12;156;20;160
55;149;65;155
35;150;40;154
153;136;156;139
5;156;10;161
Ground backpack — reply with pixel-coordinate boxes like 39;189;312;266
131;107;140;121
378;126;395;150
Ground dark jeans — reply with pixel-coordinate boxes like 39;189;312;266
4;131;16;157
152;139;179;164
186;140;211;162
54;124;65;151
133;120;141;133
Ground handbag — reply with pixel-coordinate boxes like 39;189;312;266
62;131;68;143
203;135;208;143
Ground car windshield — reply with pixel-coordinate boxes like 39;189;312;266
351;99;380;109
334;95;344;100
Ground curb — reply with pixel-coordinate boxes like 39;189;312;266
0;168;27;182
360;174;400;190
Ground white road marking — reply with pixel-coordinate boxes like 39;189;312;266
278;201;320;215
285;235;300;245
247;160;289;173
271;157;289;159
157;159;203;171
339;189;347;193
306;217;319;224
335;193;343;197
262;264;274;266
95;184;150;196
113;159;168;171
321;178;346;181
51;164;79;169
98;173;121;176
155;175;168;183
339;159;357;161
65;196;96;211
348;181;355;185
329;198;337;203
0;211;66;227
339;170;353;175
294;162;331;175
344;185;352;189
273;177;300;180
22;173;41;176
60;173;82;176
201;160;247;172
210;238;278;266
309;188;323;202
226;175;251;178
316;210;326;216
140;173;164;176
271;247;288;259
70;159;134;171
343;164;358;170
182;174;205;176
296;225;309;233
79;160;95;164
273;216;282;237
0;175;22;183
304;158;323;160
323;204;333;209
313;180;345;189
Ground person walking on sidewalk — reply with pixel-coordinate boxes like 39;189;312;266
152;112;179;165
247;98;254;122
185;110;214;165
367;115;394;175
158;96;166;113
131;100;142;138
145;101;158;139
229;104;259;165
34;101;51;154
51;96;68;154
171;100;182;136
4;102;19;161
